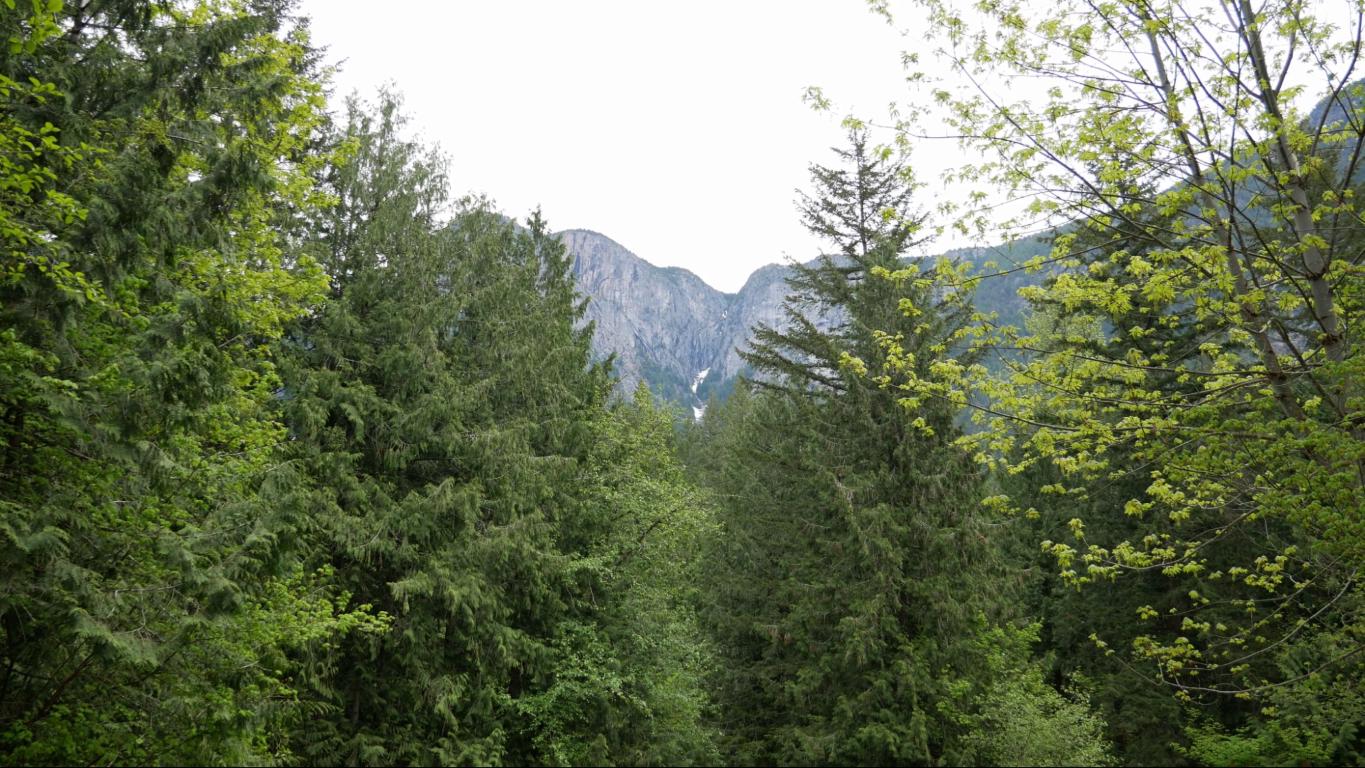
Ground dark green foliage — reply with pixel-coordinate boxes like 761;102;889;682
950;239;1053;336
1;7;719;760
278;93;717;766
279;94;595;764
2;2;1354;764
695;383;986;764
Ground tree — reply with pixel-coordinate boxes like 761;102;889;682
693;128;1110;765
0;1;380;763
518;385;721;766
870;0;1365;760
282;91;718;766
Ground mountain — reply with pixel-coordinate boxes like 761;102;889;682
560;229;1052;415
559;83;1365;415
559;229;790;415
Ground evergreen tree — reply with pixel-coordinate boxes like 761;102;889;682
281;92;717;766
0;2;372;763
278;94;591;764
519;386;721;766
696;128;1109;765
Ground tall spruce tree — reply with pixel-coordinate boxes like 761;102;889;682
694;128;1113;766
699;129;991;764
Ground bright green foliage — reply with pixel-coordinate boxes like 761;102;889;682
952;623;1113;767
999;447;1199;765
868;0;1365;762
997;210;1224;762
519;386;720;766
0;1;378;764
1182;640;1365;767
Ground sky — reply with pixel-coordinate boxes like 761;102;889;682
296;1;916;293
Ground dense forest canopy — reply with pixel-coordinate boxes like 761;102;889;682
0;0;1361;765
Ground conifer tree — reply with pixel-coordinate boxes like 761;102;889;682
0;2;371;763
696;128;1104;765
281;92;725;766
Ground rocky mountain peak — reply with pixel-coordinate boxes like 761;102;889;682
559;229;795;410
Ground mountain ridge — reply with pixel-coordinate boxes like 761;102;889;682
559;228;1045;412
559;228;796;411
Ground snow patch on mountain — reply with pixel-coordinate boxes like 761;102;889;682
690;368;710;395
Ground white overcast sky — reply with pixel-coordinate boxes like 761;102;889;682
296;1;1347;292
297;1;915;292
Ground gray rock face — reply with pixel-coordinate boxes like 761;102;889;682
711;263;793;389
561;229;1055;415
560;229;798;409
